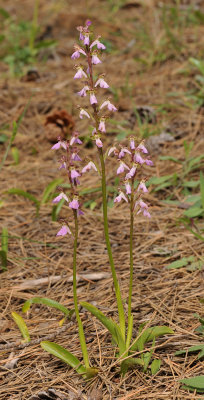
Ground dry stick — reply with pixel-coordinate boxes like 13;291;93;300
11;272;110;290
0;322;74;351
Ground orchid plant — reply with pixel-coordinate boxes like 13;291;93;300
21;20;173;377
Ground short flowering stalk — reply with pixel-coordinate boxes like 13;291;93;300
98;148;126;339
72;210;89;369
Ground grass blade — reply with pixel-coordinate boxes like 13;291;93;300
200;171;204;210
41;178;63;204
0;97;31;171
7;188;40;214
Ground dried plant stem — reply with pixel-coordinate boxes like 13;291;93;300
72;210;89;369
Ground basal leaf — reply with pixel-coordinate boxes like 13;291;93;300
183;207;204;218
80;301;119;344
151;359;161;375
175;344;204;358
11;147;20;165
180;375;204;391
166;257;189;269
130;326;174;352
11;312;30;342
40;341;86;375
22;297;71;321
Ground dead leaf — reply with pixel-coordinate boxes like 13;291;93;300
44;110;75;142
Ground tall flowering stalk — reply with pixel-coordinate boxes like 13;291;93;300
72;20;126;339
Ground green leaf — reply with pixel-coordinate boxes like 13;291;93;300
130;326;174;352
180;375;204;392
40;341;86;375
151;359;161;375
200;172;204;210
0;7;10;18
80;301;119;344
143;351;152;372
166;257;189;269
11;147;19;165
79;186;101;196
175;344;204;359
2;227;8;253
182;180;200;188
7;188;40;214
0;97;31;171
51;198;65;221
41;178;63;204
22;297;71;320
148;175;174;185
0;134;9;143
11;312;30;342
189;58;204;75
183;207;204;218
159;155;182;163
1;227;8;271
114;325;126;356
120;357;144;374
0;250;7;271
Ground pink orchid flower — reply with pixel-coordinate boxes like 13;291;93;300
56;225;71;236
82;161;97;173
53;193;69;204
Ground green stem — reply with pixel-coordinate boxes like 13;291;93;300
98;147;126;339
29;0;39;51
128;179;134;326
73;210;89;369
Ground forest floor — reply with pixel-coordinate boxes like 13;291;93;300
0;1;204;399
